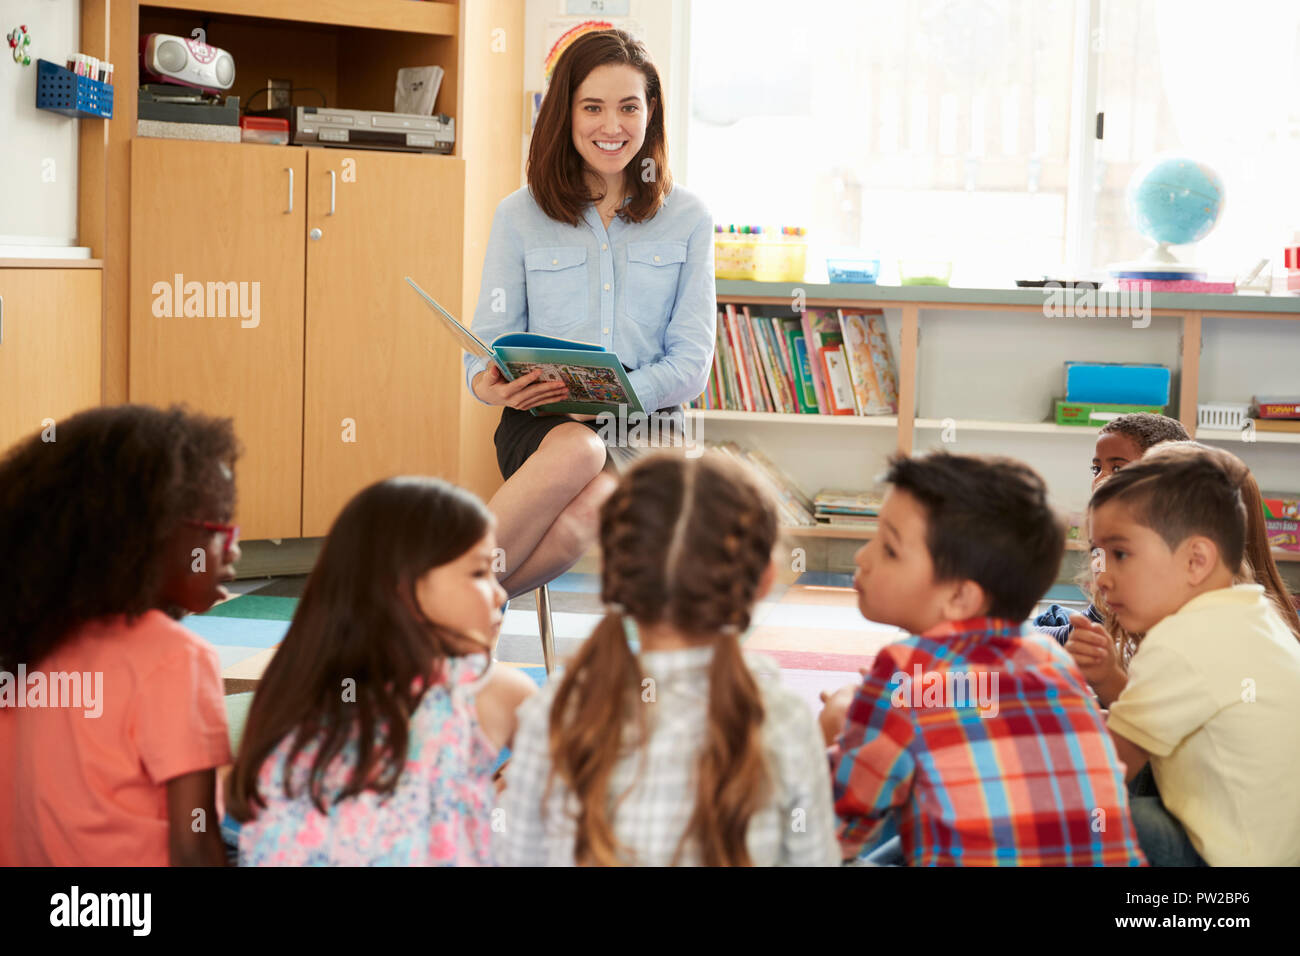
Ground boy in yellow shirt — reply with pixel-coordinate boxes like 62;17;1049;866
1084;442;1300;865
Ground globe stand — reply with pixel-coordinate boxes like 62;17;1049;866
1109;242;1208;281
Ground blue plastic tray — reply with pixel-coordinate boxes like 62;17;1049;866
36;59;114;119
1064;362;1171;406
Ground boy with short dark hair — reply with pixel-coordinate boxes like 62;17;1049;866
1034;412;1191;647
822;451;1143;866
1089;442;1300;866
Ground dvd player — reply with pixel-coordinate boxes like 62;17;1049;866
248;106;454;153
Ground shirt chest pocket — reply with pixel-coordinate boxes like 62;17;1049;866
625;240;687;328
524;246;588;333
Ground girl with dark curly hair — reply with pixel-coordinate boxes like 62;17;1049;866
0;403;242;866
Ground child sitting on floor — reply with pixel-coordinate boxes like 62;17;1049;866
1068;442;1300;705
502;452;839;866
0;404;239;866
820;451;1144;866
1033;412;1190;647
1088;442;1300;866
227;476;535;866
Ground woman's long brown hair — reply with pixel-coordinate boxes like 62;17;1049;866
226;477;494;821
546;452;778;865
527;28;672;226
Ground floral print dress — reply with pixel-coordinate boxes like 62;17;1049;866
238;655;499;866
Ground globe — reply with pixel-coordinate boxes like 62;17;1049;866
1126;156;1225;251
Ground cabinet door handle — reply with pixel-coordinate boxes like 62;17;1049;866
285;167;294;213
328;170;336;216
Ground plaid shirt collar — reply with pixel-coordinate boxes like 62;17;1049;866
918;616;1027;641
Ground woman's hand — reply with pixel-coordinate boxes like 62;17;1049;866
472;365;569;410
1064;614;1127;707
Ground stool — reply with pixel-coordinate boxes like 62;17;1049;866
535;584;557;674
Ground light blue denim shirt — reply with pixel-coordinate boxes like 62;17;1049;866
464;183;716;413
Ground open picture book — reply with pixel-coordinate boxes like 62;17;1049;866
405;276;645;416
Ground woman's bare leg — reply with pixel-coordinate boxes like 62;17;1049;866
498;468;618;598
487;422;608;593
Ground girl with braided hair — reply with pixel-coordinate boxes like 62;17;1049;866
501;451;838;866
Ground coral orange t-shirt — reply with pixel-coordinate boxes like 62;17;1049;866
0;610;231;866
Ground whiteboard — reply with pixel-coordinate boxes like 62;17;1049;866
0;0;81;247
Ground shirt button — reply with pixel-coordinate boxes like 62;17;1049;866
552;258;558;265
654;255;661;262
602;243;608;251
604;283;611;290
603;327;610;334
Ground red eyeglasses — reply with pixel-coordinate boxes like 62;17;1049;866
185;519;240;561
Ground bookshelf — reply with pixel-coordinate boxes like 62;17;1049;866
705;281;1300;572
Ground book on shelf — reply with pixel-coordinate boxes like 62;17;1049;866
709;440;817;527
802;308;841;415
819;345;858;415
740;305;778;412
688;303;899;417
1254;418;1300;433
723;304;757;411
783;318;821;413
814;488;885;515
837;309;899;414
815;515;880;529
407;277;643;416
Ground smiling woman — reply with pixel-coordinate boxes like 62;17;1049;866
463;29;716;600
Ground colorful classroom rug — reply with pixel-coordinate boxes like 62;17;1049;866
190;572;1088;715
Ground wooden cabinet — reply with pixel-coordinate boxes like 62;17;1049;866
130;139;307;540
129;138;466;540
0;268;102;452
301;149;465;536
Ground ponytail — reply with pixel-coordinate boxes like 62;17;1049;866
1239;472;1300;640
672;629;769;866
547;608;646;866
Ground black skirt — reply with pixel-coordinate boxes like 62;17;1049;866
493;406;605;480
493;404;688;480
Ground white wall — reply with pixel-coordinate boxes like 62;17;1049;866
0;0;81;247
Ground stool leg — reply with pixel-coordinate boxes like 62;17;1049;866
536;584;557;674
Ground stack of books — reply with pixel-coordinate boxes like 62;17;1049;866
1264;492;1299;554
690;305;899;415
813;489;883;529
708;441;817;527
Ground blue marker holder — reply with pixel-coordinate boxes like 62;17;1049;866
36;59;114;119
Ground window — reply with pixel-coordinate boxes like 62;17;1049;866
687;0;1300;283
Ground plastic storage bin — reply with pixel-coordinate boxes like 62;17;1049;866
827;258;881;283
1063;362;1171;406
1197;402;1251;430
714;233;760;280
898;259;953;286
36;59;114;119
754;236;807;282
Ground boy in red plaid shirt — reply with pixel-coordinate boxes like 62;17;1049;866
820;452;1144;866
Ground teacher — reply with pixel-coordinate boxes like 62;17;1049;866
465;29;716;600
